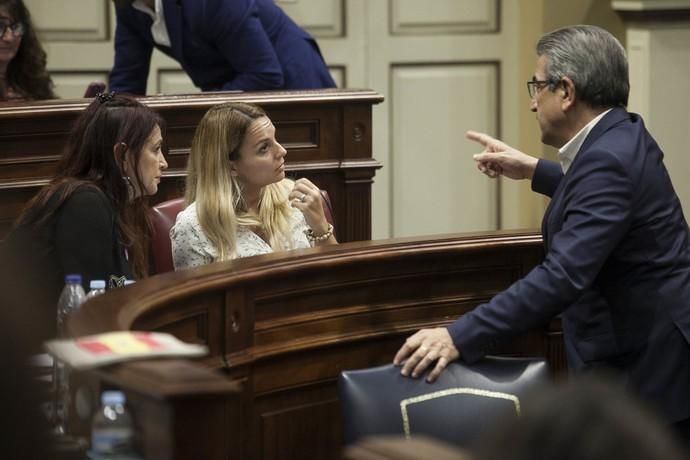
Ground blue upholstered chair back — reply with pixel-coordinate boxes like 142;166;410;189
338;356;550;448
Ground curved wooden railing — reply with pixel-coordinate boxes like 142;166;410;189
70;230;562;459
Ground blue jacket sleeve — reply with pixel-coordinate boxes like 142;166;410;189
109;7;154;95
448;149;634;362
531;159;563;198
204;0;284;90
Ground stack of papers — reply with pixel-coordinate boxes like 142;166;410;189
45;331;207;370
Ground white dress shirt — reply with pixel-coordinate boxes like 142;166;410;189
132;0;171;47
558;108;612;174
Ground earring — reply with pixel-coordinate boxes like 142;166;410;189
123;175;135;198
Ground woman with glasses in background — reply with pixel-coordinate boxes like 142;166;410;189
0;0;55;101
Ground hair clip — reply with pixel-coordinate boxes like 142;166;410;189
96;91;115;103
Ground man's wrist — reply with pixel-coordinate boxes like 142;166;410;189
525;156;539;180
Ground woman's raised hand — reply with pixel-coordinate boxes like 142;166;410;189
289;178;330;235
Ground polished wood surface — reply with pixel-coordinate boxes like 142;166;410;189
70;230;563;459
0;89;383;241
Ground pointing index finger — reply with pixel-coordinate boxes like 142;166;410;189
465;130;489;145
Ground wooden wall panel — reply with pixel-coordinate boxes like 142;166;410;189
624;23;690;228
367;0;523;239
156;70;197;95
26;0;110;41
49;72;110;99
277;0;344;37
390;0;498;35
390;63;499;237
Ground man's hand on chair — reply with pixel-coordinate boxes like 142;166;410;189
393;327;460;383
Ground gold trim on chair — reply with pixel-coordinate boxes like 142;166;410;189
400;388;521;439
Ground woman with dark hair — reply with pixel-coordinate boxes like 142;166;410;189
2;93;167;342
0;0;55;101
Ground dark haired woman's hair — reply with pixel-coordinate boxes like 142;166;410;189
0;0;56;100
16;94;163;278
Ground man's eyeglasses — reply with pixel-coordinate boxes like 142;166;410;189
526;80;550;99
0;21;25;38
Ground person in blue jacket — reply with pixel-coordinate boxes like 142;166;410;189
394;25;690;440
109;0;336;94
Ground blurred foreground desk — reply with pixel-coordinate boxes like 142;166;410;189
77;359;240;460
71;230;563;459
0;89;383;241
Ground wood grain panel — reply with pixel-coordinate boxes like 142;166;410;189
258;389;340;460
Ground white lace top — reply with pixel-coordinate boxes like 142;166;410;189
170;202;312;270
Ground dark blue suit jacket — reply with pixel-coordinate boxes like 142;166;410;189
110;0;335;94
448;108;690;422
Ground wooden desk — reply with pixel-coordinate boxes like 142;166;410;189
74;360;240;460
0;89;383;241
70;230;563;459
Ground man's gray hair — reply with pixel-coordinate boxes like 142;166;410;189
537;25;629;108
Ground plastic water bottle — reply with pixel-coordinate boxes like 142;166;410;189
54;273;86;435
85;279;106;300
91;391;135;456
56;273;86;336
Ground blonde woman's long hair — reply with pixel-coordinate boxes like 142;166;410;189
185;102;294;261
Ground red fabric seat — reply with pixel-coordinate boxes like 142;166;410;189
149;191;335;275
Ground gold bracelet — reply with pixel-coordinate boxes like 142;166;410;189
304;223;334;242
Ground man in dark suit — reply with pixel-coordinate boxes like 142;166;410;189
394;25;690;430
109;0;335;94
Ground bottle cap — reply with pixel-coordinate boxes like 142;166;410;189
89;280;106;289
101;390;126;406
65;274;82;284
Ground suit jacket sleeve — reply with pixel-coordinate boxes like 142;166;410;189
531;159;563;197
448;147;634;362
204;0;284;90
109;7;154;95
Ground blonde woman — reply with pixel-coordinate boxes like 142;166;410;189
171;102;336;270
